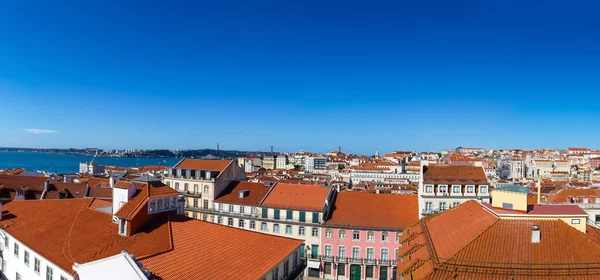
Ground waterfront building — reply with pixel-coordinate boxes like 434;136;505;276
79;159;105;175
162;158;247;221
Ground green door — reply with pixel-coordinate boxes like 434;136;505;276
311;244;319;258
392;267;397;280
379;267;388;280
350;265;361;280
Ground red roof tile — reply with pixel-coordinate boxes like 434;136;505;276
325;192;418;229
261;183;331;211
215;181;273;206
174;159;232;172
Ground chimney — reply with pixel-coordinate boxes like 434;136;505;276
536;179;541;205
532;225;540;243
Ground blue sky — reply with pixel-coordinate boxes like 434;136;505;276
1;0;600;154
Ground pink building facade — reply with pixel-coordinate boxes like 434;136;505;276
318;227;400;280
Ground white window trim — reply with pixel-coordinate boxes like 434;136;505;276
366;246;375;261
466;185;476;194
381;247;389;260
451;185;462;194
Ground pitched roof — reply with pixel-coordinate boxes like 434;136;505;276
549;188;600;203
325;192;418;230
422;165;488;184
215;181;273;206
0;198;302;279
174;159;232;172
45;182;88;199
0;174;48;192
261;183;330;211
398;201;600;279
115;182;180;219
140;216;302;279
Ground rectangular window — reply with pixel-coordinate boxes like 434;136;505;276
425;201;433;211
572;219;581;224
425;185;433;193
338;246;346;258
229;205;234;213
273;224;280;233
16;272;22;280
286;225;292;234
298;226;305;236
34;258;41;274
193;198;198;208
217;216;223;224
353;231;360;241
261;222;267;232
352;247;360;259
46;266;53;280
453;185;461;193
366;248;374;260
14;242;19;257
158;199;164;211
228;218;234;226
286;210;293;220
4;236;7;248
337;264;345;276
382;232;389;242
325;245;332;257
467;185;474;193
274;209;280;220
367;231;374;241
312;212;319;223
238;219;245;228
283;259;289;277
149;200;156;212
312;228;319;237
339;230;346;240
203;199;209;209
299;211;306;222
250;221;256;230
170;197;176;208
480;185;488;193
25;251;30;266
262;208;268;218
366;266;374;278
381;248;389;260
324;263;332;275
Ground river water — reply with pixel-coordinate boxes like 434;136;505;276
0;151;181;174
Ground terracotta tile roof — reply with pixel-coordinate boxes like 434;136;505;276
527;204;587;215
85;177;110;188
425;200;498;259
0;174;49;192
423;165;488;184
549;188;600;203
0;198;173;275
114;181;133;189
87;187;113;199
215;181;273;206
115;182;179;219
148;183;181;198
325;192;418;229
140;216;303;280
89;198;113;209
45;182;88;199
137;165;169;173
174;159;232;172
261;183;331;211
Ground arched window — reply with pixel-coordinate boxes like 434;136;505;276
194;184;199;194
184;183;189;192
204;185;209;193
166;181;171;187
175;182;179;191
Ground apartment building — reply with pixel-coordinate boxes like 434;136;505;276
208;182;335;278
263;155;277;170
0;177;304;280
306;157;327;172
418;164;491;218
162;159;247;220
319;192;418;280
532;159;570;179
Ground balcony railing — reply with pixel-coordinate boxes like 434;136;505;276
185;191;201;197
349;257;363;264
309;254;320;261
364;258;376;265
391;260;398;266
335;256;348;263
322;255;334;262
379;259;391;266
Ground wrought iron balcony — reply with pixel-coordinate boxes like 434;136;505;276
335;256;348;263
391;259;398;266
185;191;201;197
364;258;376;265
379;259;391;266
322;255;334;261
308;254;320;261
349;257;363;264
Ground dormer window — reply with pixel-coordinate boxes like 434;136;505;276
425;185;433;193
452;185;461;194
16;189;24;197
157;200;164;211
149;200;156;212
480;185;488;193
438;185;448;194
466;185;475;194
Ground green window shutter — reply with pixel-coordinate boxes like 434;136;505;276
299;211;306;222
312;212;319;223
274;209;280;220
262;208;268;218
286;210;293;220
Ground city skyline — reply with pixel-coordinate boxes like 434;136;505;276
2;1;600;153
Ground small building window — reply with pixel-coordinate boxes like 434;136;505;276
217;216;223;224
367;231;374;241
24;250;29;266
325;229;332;238
184;183;189;192
261;222;268;231
286;225;292;235
204;185;209;193
249;221;256;230
14;242;19;257
312;228;319;237
339;229;346;239
353;230;360;241
239;219;245;228
228;218;234;226
298;226;305;236
382;232;389;242
572;219;581;224
273;224;280;233
46;266;53;280
366;265;374;278
149;200;156;212
174;182;179;191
